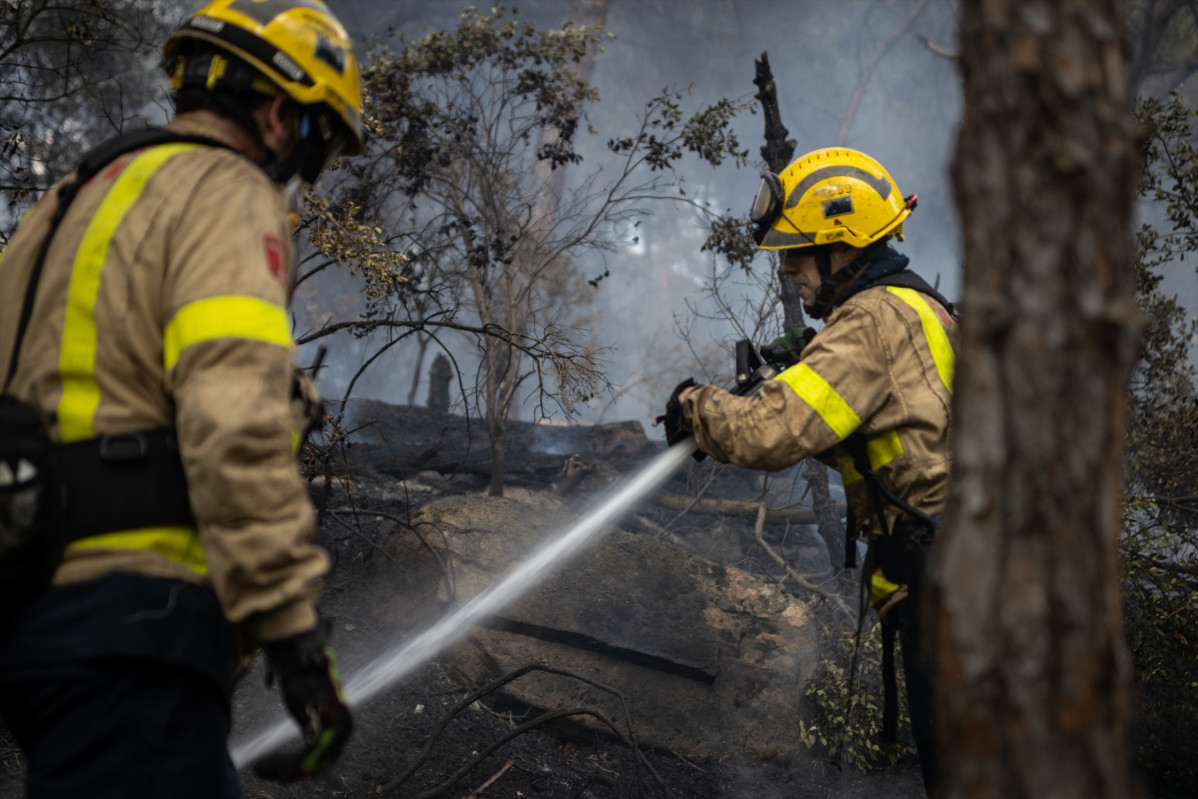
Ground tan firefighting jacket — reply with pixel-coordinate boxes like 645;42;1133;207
0;114;326;643
683;281;956;544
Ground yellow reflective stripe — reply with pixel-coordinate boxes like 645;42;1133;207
67;525;208;576
163;296;293;371
867;428;903;471
838;455;860;483
57;144;206;442
870;573;901;608
838;429;904;484
774;363;861;440
887;286;954;395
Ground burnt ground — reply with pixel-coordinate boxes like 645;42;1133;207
216;477;929;799
222;511;930;799
0;471;927;799
0;459;1189;798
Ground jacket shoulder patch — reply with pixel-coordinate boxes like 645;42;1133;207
263;233;285;282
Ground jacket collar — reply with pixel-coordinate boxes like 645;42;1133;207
834;246;910;309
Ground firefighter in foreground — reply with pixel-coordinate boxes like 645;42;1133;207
0;2;363;795
661;148;957;796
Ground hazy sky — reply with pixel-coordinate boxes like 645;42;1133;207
307;1;965;424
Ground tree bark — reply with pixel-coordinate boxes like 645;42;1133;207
934;1;1142;796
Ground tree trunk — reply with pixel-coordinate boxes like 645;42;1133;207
488;414;507;497
933;1;1141;796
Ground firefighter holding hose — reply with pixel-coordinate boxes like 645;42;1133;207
0;2;363;795
661;147;957;796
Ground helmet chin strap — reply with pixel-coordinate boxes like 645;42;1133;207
263;112;313;185
803;242;883;319
264;112;335;185
263;140;306;184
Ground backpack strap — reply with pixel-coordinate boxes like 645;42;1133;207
4;128;233;392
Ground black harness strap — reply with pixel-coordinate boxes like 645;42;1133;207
880;621;899;743
837;267;951;745
56;429;196;542
6;128;232;391
4;128;234;537
839;266;951;541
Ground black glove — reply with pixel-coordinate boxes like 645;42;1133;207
254;618;353;781
759;326;815;368
654;378;706;462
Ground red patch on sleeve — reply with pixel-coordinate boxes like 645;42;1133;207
103;160;130;180
263;233;285;281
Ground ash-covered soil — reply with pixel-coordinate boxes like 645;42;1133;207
218;470;929;799
227;511;928;799
0;469;928;799
2;463;1185;798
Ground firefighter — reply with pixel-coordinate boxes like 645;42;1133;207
661;147;956;796
0;1;364;796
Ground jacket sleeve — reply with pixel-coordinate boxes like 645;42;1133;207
683;303;891;471
161;155;325;643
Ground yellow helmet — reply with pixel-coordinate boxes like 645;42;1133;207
750;147;915;250
164;0;364;179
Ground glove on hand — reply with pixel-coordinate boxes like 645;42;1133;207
654;378;706;462
254;618;353;782
759;326;815;368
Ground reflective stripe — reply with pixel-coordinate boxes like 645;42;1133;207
67;525;208;576
57;144;206;442
774;363;861;440
887;286;954;395
870;572;901;608
163;295;293;372
838;429;905;484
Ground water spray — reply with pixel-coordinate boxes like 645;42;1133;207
232;332;802;768
231;439;699;768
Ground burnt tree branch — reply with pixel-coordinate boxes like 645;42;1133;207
752;51;796;172
383;662;667;798
751;52;845;570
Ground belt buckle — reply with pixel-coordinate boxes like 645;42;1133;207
98;432;150;464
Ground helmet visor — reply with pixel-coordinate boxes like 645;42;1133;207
749;172;784;227
299;110;353;183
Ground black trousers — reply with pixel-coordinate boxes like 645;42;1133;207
1;657;241;799
0;574;240;799
891;589;938;796
872;527;939;797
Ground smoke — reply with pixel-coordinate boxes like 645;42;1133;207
310;0;963;426
230;442;699;767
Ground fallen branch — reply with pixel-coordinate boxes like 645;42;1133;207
466;759;514;798
382;662;669;798
650;491;845;526
753;504;854;619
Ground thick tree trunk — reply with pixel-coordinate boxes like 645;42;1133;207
934;1;1141;796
